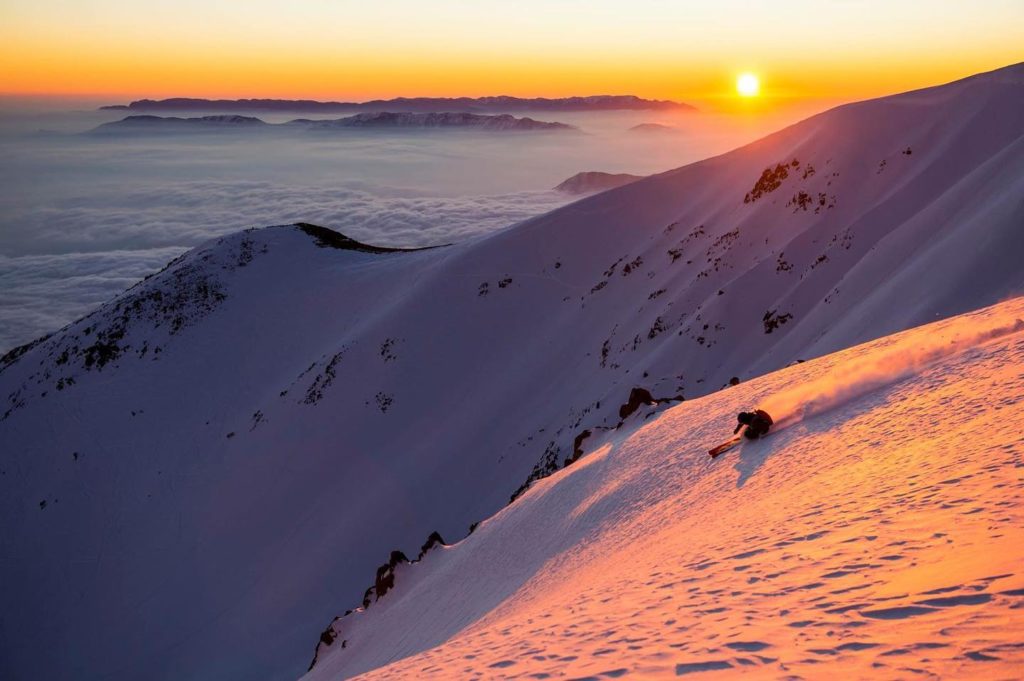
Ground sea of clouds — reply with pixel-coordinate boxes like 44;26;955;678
0;178;569;352
0;102;786;352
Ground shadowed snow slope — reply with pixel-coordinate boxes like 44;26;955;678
1;64;1023;681
305;297;1024;680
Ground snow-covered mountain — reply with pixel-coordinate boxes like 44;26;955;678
554;171;644;194
2;63;1023;681
303;296;1024;679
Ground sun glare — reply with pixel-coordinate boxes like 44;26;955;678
737;73;760;97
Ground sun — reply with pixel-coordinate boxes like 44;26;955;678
737;73;760;97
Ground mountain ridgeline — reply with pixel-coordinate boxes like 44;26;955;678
554;171;645;194
100;94;697;114
90;111;577;135
2;63;1023;681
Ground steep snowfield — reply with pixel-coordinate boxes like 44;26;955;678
305;298;1024;680
1;64;1023;681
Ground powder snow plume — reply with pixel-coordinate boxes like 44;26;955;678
762;312;1024;429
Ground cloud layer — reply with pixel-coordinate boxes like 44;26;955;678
0;181;569;352
0;247;187;352
2;103;765;353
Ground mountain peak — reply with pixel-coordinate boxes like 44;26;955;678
553;171;644;194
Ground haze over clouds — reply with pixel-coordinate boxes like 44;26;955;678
6;180;570;252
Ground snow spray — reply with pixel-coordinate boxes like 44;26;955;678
762;315;1024;429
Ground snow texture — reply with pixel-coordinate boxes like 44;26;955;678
304;298;1024;679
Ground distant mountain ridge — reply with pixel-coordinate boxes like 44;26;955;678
287;112;575;131
90;112;576;134
89;114;268;132
101;94;697;113
629;122;679;133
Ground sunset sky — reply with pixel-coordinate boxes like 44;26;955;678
1;0;1022;105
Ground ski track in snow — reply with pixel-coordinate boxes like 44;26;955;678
762;314;1024;429
306;299;1024;680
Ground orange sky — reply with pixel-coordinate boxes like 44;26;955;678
1;1;1021;107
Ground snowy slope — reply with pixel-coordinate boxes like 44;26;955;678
304;297;1024;680
2;64;1023;681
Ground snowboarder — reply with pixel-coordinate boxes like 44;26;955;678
734;410;773;439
